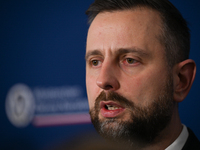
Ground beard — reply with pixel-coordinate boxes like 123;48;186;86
89;75;174;148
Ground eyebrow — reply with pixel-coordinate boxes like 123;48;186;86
85;47;150;60
117;48;150;57
85;50;103;60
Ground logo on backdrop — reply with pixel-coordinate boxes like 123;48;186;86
5;84;35;127
5;83;90;128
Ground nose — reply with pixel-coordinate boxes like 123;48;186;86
96;62;120;91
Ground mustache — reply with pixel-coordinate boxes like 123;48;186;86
95;91;134;109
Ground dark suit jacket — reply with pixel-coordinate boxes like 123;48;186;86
182;128;200;150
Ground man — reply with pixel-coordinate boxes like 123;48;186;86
85;0;199;149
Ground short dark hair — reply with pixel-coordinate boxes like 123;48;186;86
86;0;190;67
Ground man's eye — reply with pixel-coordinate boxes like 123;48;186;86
126;58;135;64
91;60;100;66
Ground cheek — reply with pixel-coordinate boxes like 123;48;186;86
122;77;146;104
86;74;98;109
121;71;166;105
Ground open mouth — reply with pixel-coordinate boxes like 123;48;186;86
105;104;122;110
100;101;125;118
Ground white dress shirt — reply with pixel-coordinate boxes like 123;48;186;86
165;124;189;150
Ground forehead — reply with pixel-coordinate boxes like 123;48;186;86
86;8;164;56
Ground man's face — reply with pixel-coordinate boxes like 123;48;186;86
86;8;174;144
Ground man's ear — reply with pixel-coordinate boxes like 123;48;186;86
173;59;196;102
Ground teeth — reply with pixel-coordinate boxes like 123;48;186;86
106;105;121;110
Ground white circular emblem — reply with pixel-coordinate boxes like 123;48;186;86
5;84;35;127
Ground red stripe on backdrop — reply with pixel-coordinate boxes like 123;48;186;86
32;113;91;127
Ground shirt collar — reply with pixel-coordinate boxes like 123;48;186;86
165;124;189;150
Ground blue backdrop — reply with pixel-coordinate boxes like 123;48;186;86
1;0;200;149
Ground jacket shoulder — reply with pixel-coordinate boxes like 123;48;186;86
182;127;200;150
